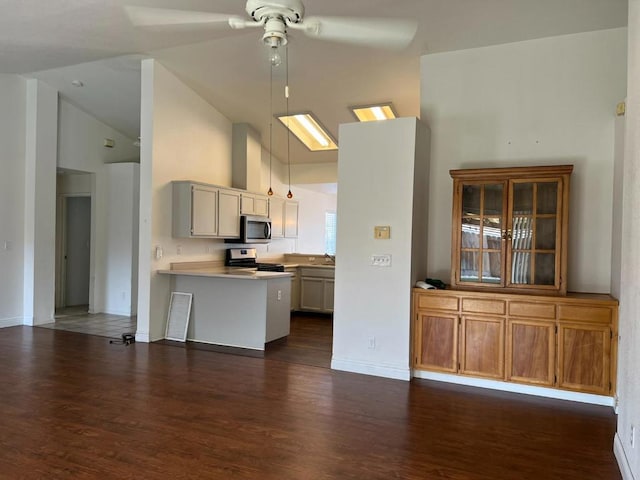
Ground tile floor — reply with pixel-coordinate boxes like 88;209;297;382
38;305;136;340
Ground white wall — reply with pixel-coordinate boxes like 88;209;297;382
0;75;26;327
58;99;139;171
332;118;429;380
291;162;337;184
23;79;58;326
103;163;140;316
137;59;234;342
421;28;628;292
615;2;640;478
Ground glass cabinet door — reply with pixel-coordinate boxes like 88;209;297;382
507;180;561;289
457;182;507;286
450;165;572;295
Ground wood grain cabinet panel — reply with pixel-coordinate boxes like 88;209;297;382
558;305;612;324
415;313;459;373
506;319;555;386
462;298;506;315
459;316;505;379
412;289;618;397
509;301;556;319
416;295;459;312
558;323;611;395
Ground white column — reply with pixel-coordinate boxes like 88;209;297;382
23;79;58;326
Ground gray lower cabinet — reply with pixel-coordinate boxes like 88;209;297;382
286;267;300;311
299;267;334;313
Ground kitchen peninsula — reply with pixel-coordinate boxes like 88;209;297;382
159;262;292;353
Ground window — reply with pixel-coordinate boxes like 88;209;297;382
325;211;337;255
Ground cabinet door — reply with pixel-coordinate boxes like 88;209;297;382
452;181;508;288
269;197;285;238
240;194;255;215
506;319;555;386
191;185;218;236
506;178;564;292
284;201;299;238
459;315;505;379
288;269;300;311
557;323;611;395
323;279;334;312
415;312;458;373
254;195;269;216
218;189;241;238
300;277;324;311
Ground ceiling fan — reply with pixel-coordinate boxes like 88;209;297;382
125;0;418;60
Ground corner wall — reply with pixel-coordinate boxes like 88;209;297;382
421;28;628;293
23;79;58;326
615;1;640;478
332;118;429;380
0;75;27;327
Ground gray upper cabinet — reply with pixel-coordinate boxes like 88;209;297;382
172;181;240;239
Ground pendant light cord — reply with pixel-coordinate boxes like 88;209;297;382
268;61;273;196
286;44;293;199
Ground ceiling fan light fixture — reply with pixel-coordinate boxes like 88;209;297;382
276;112;338;152
350;103;397;122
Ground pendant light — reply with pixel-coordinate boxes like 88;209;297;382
267;60;274;196
285;44;293;199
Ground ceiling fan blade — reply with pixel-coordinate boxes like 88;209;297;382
300;16;418;50
125;6;240;29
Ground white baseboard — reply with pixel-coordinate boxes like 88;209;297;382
413;370;615;407
0;317;25;328
331;357;411;381
614;432;636;480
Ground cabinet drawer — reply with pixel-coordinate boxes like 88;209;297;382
509;301;556;319
299;267;334;279
462;298;506;315
416;295;459;312
558;305;612;324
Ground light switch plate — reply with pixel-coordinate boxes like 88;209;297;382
371;254;392;267
374;226;391;239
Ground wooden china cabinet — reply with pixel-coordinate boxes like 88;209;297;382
449;165;572;296
412;164;619;398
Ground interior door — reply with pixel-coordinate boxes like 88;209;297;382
65;196;91;307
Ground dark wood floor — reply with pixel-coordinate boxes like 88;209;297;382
265;313;333;368
0;326;620;479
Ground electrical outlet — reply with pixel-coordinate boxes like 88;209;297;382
368;336;376;349
277;290;282;301
177;244;182;255
632;425;636;448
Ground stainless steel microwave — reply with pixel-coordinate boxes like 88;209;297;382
240;215;271;244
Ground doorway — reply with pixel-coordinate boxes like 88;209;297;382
58;195;91;310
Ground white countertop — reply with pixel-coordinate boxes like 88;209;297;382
157;267;292;280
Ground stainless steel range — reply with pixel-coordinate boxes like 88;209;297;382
225;248;285;272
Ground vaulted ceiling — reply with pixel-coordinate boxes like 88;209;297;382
5;0;627;165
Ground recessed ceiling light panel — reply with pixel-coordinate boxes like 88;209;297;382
349;103;397;122
276;112;338;152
